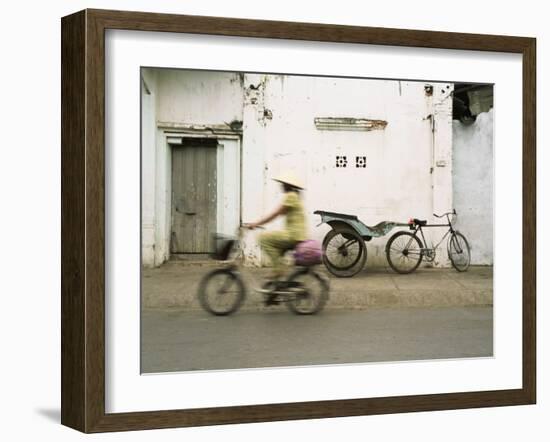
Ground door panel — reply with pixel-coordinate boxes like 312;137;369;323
171;141;217;254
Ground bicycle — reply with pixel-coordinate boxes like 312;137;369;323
385;209;471;274
197;225;329;316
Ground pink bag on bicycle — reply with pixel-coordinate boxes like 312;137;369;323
294;239;323;266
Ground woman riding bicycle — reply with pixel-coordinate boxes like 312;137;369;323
199;173;327;315
245;172;307;281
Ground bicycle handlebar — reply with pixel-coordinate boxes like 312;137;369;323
433;209;457;218
240;223;265;230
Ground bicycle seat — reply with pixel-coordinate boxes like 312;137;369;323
410;218;427;226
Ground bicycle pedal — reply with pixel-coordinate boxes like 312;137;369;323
258;287;275;295
263;296;280;306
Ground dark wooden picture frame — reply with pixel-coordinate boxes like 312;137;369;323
61;9;536;433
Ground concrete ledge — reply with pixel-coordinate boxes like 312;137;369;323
142;261;493;310
326;289;492;309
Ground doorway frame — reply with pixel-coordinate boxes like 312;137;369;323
158;123;242;263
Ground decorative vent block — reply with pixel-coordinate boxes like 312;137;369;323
336;156;348;168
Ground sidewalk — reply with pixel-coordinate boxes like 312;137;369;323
142;261;493;310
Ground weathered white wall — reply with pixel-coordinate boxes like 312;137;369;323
142;69;457;268
156;69;244;125
242;74;454;266
452;110;494;265
215;139;241;236
141;69;158;266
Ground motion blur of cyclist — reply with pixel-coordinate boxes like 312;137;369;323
244;172;307;281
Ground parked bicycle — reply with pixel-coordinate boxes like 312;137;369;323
385;209;471;274
198;225;329;316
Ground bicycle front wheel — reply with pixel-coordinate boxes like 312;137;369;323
198;269;245;316
386;231;423;274
448;232;471;272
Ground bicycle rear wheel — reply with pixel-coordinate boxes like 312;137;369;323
286;268;329;315
386;231;423;274
198;269;245;315
448;232;471;272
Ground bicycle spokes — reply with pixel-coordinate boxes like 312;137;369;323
325;233;362;269
450;237;464;254
448;233;471;271
386;232;424;274
199;271;244;315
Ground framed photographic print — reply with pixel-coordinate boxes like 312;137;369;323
61;9;536;433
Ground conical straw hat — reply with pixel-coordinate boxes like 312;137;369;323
273;172;305;190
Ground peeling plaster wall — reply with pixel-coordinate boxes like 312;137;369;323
452;110;494;265
142;70;456;268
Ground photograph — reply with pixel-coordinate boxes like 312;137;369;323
140;67;494;374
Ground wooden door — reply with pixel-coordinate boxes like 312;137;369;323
171;139;217;254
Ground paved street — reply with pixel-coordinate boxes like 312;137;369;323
142;262;493;373
141;306;493;373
